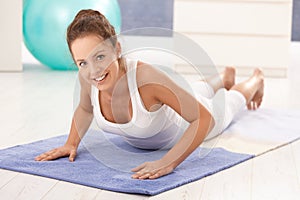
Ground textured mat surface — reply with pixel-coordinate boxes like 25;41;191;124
0;130;253;195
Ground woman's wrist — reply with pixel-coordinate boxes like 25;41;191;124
64;140;79;149
159;156;179;171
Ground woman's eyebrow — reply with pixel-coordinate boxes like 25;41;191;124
75;49;106;62
76;58;85;63
91;49;105;59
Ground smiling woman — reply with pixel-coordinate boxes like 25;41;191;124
35;9;265;180
66;9;126;93
70;35;124;92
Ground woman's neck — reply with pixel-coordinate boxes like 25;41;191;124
100;58;128;100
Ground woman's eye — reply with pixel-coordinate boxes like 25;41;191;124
96;55;105;61
79;61;87;68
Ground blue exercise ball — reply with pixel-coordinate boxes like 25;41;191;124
23;0;121;70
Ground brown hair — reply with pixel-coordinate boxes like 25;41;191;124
67;9;117;55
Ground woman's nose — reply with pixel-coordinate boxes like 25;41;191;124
89;61;103;73
90;65;111;78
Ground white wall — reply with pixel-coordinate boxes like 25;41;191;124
0;1;22;71
174;0;293;77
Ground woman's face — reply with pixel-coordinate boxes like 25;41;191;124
71;34;122;92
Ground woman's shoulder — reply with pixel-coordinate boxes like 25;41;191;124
134;60;163;107
136;60;161;84
135;60;170;88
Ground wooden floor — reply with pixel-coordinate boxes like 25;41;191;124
0;42;299;199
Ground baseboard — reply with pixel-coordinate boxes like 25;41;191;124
174;64;287;78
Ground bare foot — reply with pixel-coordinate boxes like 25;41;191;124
247;68;264;110
201;66;236;93
222;66;236;90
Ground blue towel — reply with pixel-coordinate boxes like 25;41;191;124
0;129;253;195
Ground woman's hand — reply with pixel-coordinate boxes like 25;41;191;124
131;159;174;180
34;144;77;162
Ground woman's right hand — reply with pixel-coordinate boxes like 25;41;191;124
34;144;77;162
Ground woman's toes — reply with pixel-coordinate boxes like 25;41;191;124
248;74;264;110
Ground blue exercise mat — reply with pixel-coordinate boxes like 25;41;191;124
0;129;253;195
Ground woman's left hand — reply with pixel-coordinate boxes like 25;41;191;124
131;159;174;180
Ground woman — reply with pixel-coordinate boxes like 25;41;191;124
35;9;264;180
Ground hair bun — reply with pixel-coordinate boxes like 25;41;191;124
75;9;104;20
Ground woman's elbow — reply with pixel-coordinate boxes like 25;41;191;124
198;104;215;133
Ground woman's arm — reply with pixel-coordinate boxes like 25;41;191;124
131;63;214;179
35;74;93;161
65;103;94;150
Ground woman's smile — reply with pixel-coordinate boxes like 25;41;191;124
93;71;109;85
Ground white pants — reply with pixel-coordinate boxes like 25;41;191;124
190;81;246;140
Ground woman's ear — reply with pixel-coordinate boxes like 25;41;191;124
116;41;122;58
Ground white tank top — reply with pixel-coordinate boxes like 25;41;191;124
91;58;189;149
